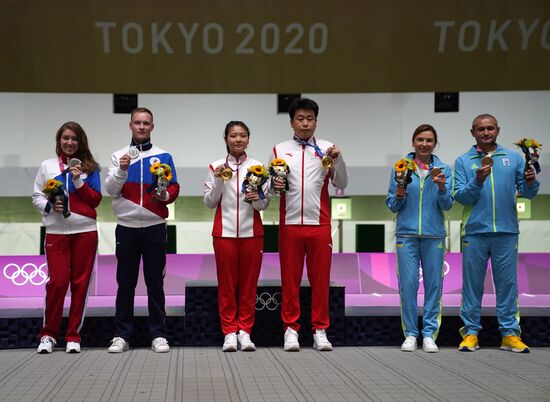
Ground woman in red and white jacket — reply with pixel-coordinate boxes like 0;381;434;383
32;121;102;354
203;121;269;352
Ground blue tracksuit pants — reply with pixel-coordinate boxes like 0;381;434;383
460;233;520;337
396;236;445;339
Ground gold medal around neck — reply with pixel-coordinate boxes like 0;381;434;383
481;156;494;167
429;167;442;179
322;155;333;169
220;167;233;180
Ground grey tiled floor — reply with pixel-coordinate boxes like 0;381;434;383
1;347;549;401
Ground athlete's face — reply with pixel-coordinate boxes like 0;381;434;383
130;112;154;144
412;131;436;160
225;125;249;157
291;109;317;140
471;117;499;148
59;129;79;157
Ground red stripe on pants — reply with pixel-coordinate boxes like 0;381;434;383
279;224;332;332
41;231;98;342
213;236;263;335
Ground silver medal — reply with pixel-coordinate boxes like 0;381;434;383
128;147;139;159
68;158;82;168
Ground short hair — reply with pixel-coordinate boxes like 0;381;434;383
412;124;438;145
288;98;319;120
223;121;250;154
130;107;154;121
55;121;99;173
471;114;498;129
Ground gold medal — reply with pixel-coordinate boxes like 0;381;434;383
221;167;233;180
322;155;333;169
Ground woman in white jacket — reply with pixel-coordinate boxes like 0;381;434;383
32;121;102;354
203;121;269;352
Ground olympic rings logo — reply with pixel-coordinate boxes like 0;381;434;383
2;263;49;286
256;291;281;311
419;261;451;282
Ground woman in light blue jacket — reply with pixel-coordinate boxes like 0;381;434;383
386;124;453;353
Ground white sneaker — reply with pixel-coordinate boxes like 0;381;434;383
151;337;170;353
108;337;129;353
284;328;300;351
313;329;333;351
237;330;256;351
222;333;237;352
37;336;56;354
423;337;439;353
66;341;81;353
401;336;417;352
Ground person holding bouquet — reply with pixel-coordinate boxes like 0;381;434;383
203;121;269;352
32;121;102;354
105;108;179;354
385;124;453;353
454;114;539;353
270;98;348;352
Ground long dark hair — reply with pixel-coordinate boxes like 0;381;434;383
55;121;99;173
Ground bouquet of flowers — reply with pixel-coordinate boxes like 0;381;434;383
43;179;70;218
148;162;173;199
394;158;417;190
268;158;290;194
242;165;269;203
514;138;542;173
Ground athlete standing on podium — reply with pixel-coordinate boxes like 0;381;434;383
204;121;269;352
271;98;348;351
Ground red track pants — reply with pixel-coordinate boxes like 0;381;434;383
40;231;98;342
213;236;263;335
279;224;332;332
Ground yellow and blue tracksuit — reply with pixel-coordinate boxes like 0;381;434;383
454;144;539;337
386;153;453;339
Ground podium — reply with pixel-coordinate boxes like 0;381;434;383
184;280;346;346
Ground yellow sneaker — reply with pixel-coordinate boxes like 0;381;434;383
500;335;530;353
458;334;479;352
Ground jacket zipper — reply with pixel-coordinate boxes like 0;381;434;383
236;166;240;237
301;144;305;224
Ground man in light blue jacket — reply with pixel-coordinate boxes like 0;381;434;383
454;114;539;353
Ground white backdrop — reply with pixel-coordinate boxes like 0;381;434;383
0;91;548;196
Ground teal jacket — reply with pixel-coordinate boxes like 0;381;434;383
453;144;539;236
386;153;453;238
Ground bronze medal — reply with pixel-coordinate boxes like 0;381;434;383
429;167;442;179
481;156;493;167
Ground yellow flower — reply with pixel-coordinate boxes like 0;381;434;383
150;162;161;174
515;138;542;149
271;158;287;167
250;165;265;176
164;167;173;181
394;159;407;173
43;179;62;195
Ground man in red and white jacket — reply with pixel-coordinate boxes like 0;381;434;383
105;108;179;354
270;98;348;351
